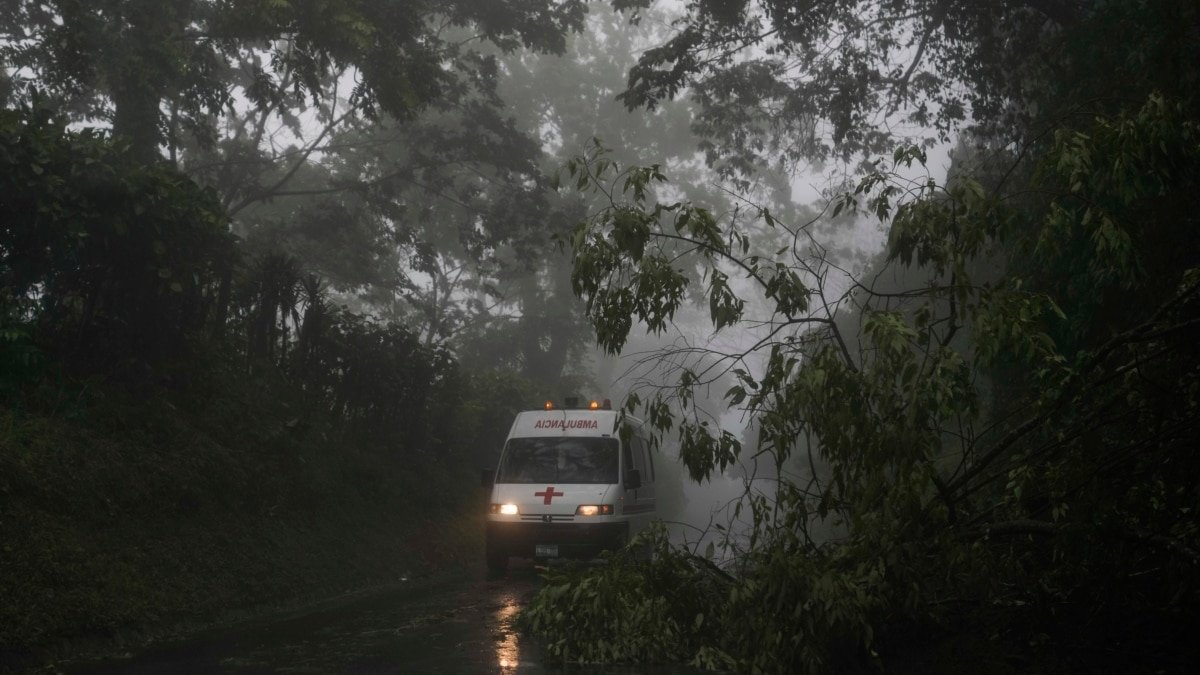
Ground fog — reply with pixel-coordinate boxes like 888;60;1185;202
7;1;1194;671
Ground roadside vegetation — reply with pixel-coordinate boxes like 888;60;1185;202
0;1;591;667
523;1;1200;672
0;106;533;669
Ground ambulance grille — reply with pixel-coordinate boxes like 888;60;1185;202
521;514;575;522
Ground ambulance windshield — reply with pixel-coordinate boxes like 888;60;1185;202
496;437;619;484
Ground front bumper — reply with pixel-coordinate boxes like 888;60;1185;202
486;520;628;560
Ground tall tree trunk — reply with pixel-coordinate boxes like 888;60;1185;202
108;0;188;163
211;267;232;342
520;312;569;385
111;77;162;164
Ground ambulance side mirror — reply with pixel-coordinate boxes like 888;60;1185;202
624;469;641;490
481;468;494;488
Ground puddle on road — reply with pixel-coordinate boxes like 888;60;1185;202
493;592;523;672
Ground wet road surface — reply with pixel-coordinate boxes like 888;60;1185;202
62;560;692;674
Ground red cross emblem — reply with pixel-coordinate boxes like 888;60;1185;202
535;486;564;505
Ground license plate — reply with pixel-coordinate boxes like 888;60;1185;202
535;544;559;558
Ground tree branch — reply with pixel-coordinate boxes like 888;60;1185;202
228;106;358;217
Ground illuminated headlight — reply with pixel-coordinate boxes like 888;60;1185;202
490;503;519;515
575;504;613;516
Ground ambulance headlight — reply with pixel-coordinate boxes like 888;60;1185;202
490;503;519;515
575;504;613;516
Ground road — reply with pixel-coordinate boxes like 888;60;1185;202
61;560;691;674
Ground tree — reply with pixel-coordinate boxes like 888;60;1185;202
225;66;557;347
2;0;593;376
610;0;1199;178
1;0;585;162
0;103;233;372
461;2;818;393
525;94;1200;675
521;2;1200;671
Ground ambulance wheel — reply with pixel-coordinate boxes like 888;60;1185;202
486;543;508;573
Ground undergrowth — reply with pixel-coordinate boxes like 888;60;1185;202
0;364;484;671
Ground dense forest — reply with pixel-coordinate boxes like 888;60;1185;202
3;0;1199;673
0;0;593;668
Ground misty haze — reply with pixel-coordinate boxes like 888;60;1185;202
2;1;1198;673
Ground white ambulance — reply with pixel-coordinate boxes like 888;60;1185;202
483;399;657;572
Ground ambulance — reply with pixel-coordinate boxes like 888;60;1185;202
482;398;657;572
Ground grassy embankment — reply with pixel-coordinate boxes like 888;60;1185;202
0;360;485;672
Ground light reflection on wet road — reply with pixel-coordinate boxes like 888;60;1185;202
64;560;694;674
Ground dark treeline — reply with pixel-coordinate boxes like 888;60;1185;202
0;0;596;667
0;101;526;668
0;100;493;471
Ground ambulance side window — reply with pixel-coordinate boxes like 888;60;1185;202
643;436;655;482
622;443;634;479
631;435;651;483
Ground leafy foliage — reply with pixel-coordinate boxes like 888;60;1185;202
0;1;612;664
3;0;596;390
527;85;1200;671
613;0;1200;179
0;0;586;159
522;527;734;667
0;103;550;663
0;103;233;370
523;524;892;672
